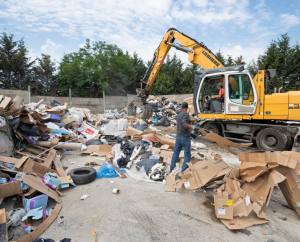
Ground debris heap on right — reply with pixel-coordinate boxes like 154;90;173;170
166;150;300;230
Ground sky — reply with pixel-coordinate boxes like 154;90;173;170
0;0;299;64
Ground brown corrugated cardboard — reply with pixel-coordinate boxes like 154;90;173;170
221;215;268;230
0;208;8;242
22;174;61;203
202;131;252;148
165;174;176;192
83;144;112;156
276;166;300;217
0;181;22;199
16;203;62;242
185;159;229;190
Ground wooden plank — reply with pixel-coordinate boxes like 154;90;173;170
0;96;12;109
43;149;57;168
53;156;67;177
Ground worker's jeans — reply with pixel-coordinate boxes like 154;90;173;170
170;136;191;172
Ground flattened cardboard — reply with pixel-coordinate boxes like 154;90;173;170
0;181;22;199
0;208;8;242
165;174;176;192
53;156;67;177
22;159;56;177
221;215;268;230
242;170;286;206
186;159;229;190
43;149;57;168
83;144;112;156
155;133;175;147
22;174;61;203
0;156;28;168
276;166;300;217
203;132;252;148
16;203;62;242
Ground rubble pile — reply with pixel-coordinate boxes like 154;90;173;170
0;94;190;240
0;93;300;239
165;151;300;230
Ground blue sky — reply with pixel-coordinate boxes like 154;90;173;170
0;0;299;64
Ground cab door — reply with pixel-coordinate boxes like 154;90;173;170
225;73;257;114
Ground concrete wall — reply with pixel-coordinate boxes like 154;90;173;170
0;89;192;113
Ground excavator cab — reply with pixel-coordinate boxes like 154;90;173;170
194;67;257;116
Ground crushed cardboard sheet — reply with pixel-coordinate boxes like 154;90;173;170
166;150;300;230
0;208;8;242
16;203;62;242
201;130;252;149
82;144;112;156
165;158;230;191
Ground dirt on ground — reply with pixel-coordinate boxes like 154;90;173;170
43;141;300;242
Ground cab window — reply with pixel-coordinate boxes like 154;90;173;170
228;74;254;105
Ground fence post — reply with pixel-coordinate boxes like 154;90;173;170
27;85;31;103
103;90;106;112
69;88;72;106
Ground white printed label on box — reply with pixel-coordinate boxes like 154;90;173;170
217;207;226;215
245;195;251;206
183;181;191;189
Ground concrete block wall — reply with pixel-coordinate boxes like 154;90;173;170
1;89;192;113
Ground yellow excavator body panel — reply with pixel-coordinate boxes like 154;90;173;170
288;91;300;120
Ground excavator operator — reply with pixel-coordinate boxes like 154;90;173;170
209;77;224;113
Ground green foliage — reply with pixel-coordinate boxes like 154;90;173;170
33;54;57;95
58;40;146;97
0;33;35;89
151;55;195;95
258;34;300;91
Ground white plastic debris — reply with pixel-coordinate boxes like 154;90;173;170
80;194;89;200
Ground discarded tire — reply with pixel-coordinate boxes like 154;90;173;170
70;167;96;185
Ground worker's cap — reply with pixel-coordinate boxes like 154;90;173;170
181;102;188;109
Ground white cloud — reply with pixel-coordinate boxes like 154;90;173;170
0;0;296;65
222;44;264;63
280;14;300;28
40;39;64;61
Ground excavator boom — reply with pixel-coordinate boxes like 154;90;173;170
141;28;224;96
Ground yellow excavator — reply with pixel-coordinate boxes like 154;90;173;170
139;28;300;151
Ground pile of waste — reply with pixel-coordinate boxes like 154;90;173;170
1;93;300;239
165;151;300;230
0;94;203;240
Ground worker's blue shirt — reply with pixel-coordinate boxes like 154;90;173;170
176;111;191;137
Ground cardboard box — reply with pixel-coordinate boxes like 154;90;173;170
23;194;48;212
276;166;300;217
0;209;8;242
0;181;22;199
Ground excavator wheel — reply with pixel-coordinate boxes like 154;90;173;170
202;122;221;135
256;128;288;151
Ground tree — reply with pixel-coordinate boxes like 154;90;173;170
58;40;146;97
0;33;34;89
32;54;57;95
234;55;245;65
258;33;300;91
152;55;194;95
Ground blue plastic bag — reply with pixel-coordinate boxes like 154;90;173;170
96;163;119;178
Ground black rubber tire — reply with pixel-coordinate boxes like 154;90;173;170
70;167;96;185
142;104;153;120
256;128;288;151
285;134;293;150
202;122;221;135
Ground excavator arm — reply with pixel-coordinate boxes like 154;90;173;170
140;28;224;98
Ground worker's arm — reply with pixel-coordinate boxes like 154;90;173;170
182;113;193;130
140;28;224;97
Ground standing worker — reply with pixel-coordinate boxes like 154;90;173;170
170;102;193;173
